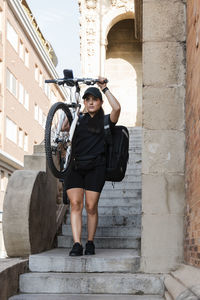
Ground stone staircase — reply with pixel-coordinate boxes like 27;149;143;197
9;127;165;299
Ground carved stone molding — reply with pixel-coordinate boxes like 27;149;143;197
85;0;97;9
111;0;134;11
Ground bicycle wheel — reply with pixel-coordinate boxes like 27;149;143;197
45;102;73;179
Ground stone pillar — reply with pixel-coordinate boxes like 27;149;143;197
141;0;186;273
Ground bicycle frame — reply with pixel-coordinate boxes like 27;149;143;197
45;70;108;178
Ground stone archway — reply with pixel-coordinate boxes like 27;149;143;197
105;18;142;126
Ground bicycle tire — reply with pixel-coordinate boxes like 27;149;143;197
45;102;73;179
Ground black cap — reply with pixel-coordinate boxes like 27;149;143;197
82;87;102;101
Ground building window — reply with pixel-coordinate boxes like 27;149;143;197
1;170;5;191
39;72;43;88
24;90;29;110
18;128;23;148
19;40;24;60
18;82;24;104
45;82;51;99
0;110;2;146
35;64;39;81
34;103;38;121
0;9;3;33
25;48;29;67
6;69;17;97
24;133;28;151
42;113;46;129
7;21;18;52
50;90;57;105
6;117;17;143
39;107;43;125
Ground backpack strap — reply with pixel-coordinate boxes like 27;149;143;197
104;114;112;145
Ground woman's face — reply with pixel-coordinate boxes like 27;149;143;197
84;95;102;115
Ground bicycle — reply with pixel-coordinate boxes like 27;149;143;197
44;69;108;179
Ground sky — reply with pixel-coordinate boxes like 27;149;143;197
26;0;81;78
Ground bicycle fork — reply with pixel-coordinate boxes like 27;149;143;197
63;106;80;169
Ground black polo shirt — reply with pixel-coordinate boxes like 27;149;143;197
73;113;115;159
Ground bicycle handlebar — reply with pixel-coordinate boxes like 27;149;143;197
45;78;108;86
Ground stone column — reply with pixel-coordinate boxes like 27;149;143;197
141;0;186;273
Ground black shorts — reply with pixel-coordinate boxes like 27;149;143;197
64;164;106;193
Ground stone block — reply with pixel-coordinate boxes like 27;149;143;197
24;155;46;172
172;264;200;288
19;272;164;295
143;86;185;130
142;129;185;174
3;170;57;256
9;295;166;300
143;42;185;86
29;248;140;273
142;174;185;215
141;214;184;273
164;274;186;300
143;0;186;42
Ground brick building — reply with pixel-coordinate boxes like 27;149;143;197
185;0;200;268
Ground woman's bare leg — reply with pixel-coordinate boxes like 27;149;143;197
85;190;100;241
67;188;84;244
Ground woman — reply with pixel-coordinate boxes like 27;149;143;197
65;77;121;256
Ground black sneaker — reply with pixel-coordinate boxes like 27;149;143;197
85;240;95;255
69;242;83;256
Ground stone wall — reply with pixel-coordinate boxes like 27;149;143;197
185;0;200;268
141;0;186;273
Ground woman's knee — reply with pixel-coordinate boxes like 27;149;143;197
85;203;98;215
70;200;83;212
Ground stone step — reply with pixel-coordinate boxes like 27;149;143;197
80;205;141;216
100;190;141;199
19;273;164;295
62;225;141;238
126;163;142;170
122;170;141;177
103;175;142;183
9;294;165;300
102;182;142;190
65;214;141;227
98;198;141;206
29;248;140;273
57;236;140;249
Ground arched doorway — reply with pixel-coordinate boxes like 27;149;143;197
105;18;142;127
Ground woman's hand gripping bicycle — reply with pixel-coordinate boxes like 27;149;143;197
44;69;108;179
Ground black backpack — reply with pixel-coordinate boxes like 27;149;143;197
104;115;129;182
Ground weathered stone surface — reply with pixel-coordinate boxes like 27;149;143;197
143;86;185;130
58;236;140;249
164;274;186;300
3;170;57;256
141;214;184;273
29;248;140;273
164;264;200;299
9;294;165;300
172;264;200;289
142;129;185;174
19;272;164;295
142;174;185;215
24;155;46;172
0;258;28;300
143;0;186;42
164;291;173;300
143;42;185;86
